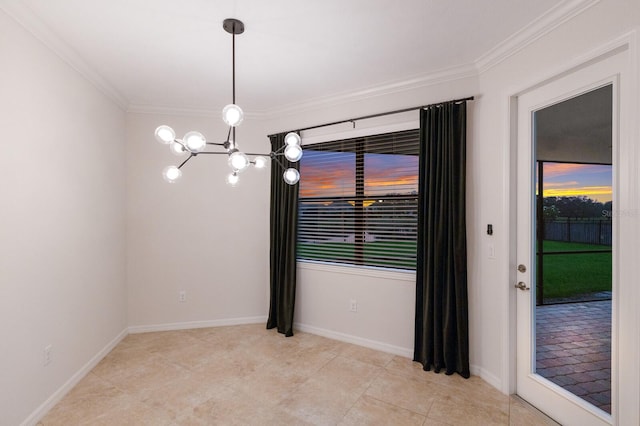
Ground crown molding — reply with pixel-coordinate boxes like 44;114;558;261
260;63;478;119
127;104;218;117
475;0;601;74
126;63;476;118
1;0;599;118
0;0;129;110
126;103;267;120
260;0;599;118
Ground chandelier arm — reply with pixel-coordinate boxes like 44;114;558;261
206;142;227;146
273;145;287;155
178;154;195;169
194;150;270;157
270;155;287;171
193;152;232;155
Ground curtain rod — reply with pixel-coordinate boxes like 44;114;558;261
268;96;474;138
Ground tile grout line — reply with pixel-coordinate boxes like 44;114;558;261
41;326;550;425
338;360;388;424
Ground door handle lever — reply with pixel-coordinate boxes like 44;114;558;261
514;282;530;291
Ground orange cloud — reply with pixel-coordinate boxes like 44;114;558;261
347;200;377;207
366;176;418;188
300;160;419;197
300;163;355;197
364;168;418;193
543;163;590;177
544;181;579;188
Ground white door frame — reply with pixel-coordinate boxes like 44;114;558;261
506;31;639;425
518;68;617;426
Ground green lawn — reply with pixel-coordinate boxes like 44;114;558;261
539;240;612;300
542;240;611;252
298;239;612;300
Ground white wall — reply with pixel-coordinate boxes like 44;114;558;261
474;0;640;394
125;112;271;330
0;8;127;426
4;0;639;424
124;75;479;355
296;264;416;356
261;0;640;397
123;4;640;413
265;77;480;358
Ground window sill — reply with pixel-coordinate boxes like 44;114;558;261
297;260;415;282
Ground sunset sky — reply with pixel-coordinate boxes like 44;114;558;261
299;151;418;198
540;163;612;203
300;151;612;203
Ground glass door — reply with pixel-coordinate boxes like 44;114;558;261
515;52;624;425
534;85;612;414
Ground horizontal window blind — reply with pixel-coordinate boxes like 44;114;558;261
298;129;419;270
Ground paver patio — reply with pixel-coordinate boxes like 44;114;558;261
536;300;612;413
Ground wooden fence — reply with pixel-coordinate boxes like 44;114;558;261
544;219;612;246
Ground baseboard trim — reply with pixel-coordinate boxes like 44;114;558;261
23;318;503;425
294;323;504;392
127;316;268;334
22;328;128;426
294;322;413;358
470;365;503;392
24;317;267;425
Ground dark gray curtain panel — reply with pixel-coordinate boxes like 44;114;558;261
267;132;300;337
414;102;470;378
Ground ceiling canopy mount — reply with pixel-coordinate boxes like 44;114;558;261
223;18;244;35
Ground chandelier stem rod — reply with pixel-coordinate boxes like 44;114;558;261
231;29;237;146
232;30;236;105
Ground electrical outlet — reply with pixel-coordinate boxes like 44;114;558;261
179;290;187;302
349;299;358;312
43;345;52;366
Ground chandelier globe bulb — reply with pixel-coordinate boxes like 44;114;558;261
284;132;301;146
284;145;303;162
283;168;300;185
183;131;207;152
227;172;240;186
222;104;244;127
155;125;175;144
162;165;182;183
254;156;267;169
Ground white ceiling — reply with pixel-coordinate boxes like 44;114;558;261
3;0;579;113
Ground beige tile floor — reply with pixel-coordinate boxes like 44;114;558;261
40;324;558;425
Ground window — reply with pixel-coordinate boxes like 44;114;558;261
297;129;419;270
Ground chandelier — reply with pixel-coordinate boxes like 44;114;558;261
154;18;303;186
